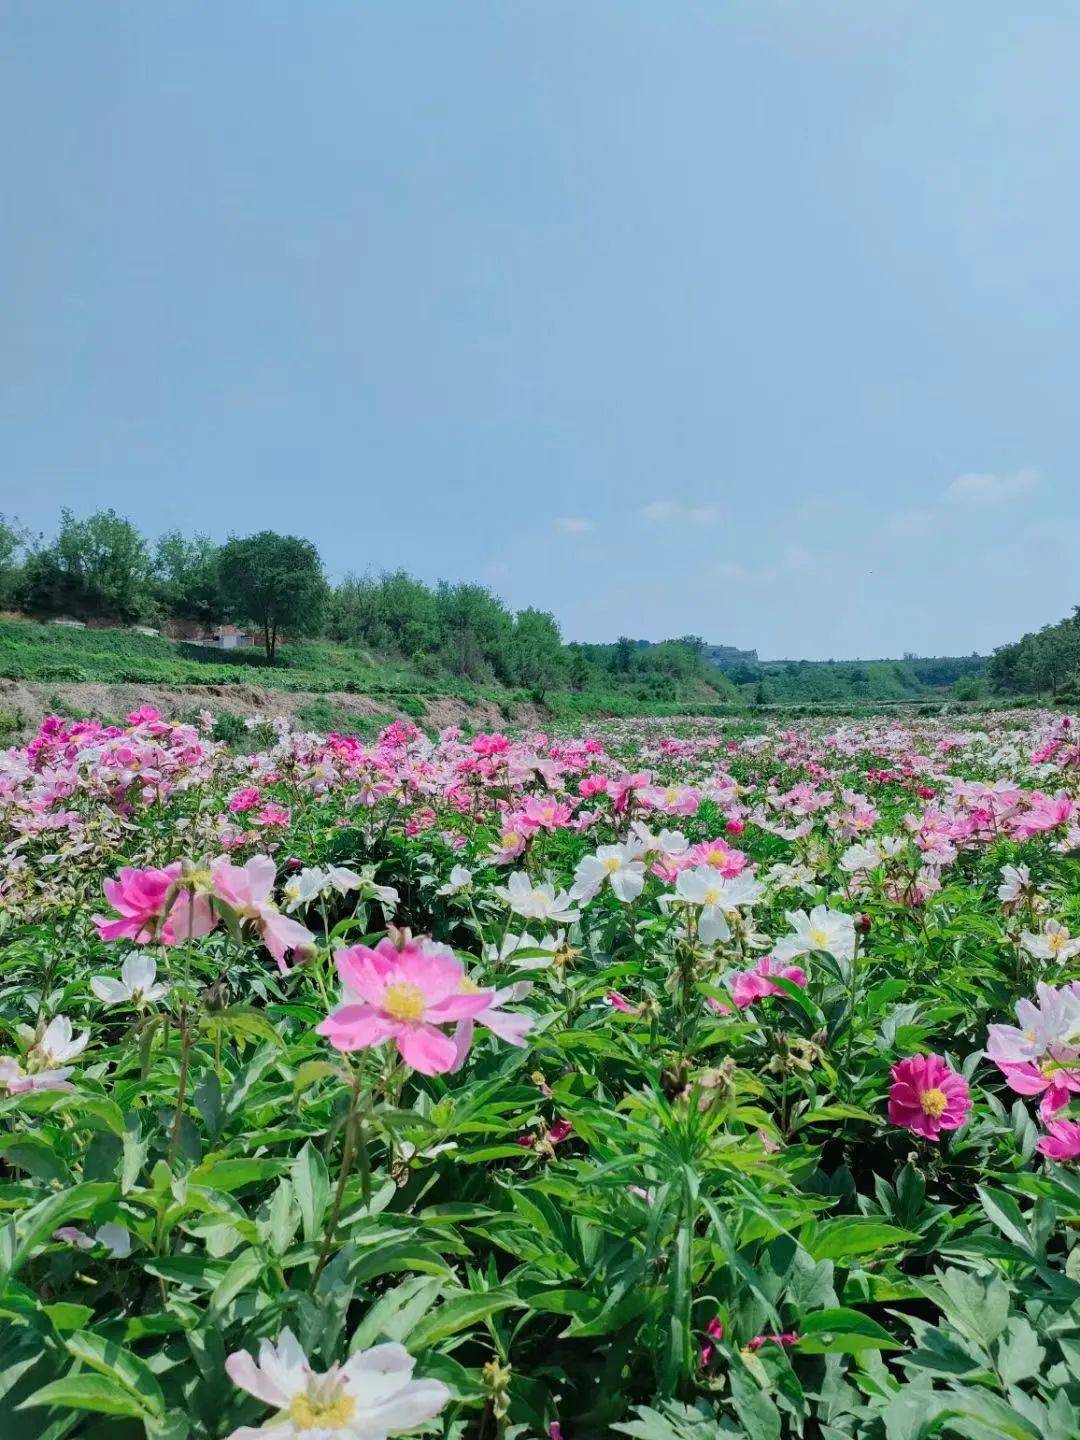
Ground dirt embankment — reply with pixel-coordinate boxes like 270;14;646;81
0;678;549;740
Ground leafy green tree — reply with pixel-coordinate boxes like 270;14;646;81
507;607;565;698
217;531;327;663
0;514;31;608
434;582;513;682
22;508;152;623
153;531;222;625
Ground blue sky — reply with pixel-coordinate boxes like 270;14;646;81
2;2;1078;659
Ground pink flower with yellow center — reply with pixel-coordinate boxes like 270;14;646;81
887;1053;971;1141
318;938;494;1075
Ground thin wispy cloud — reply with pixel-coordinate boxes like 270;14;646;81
640;499;720;525
945;468;1038;505
554;516;593;534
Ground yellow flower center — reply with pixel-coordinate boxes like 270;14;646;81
665;787;680;804
1049;931;1067;952
289;1391;356;1431
920;1087;948;1118
501;830;519;847
460;976;481;994
603;855;622;873
808;928;829;947
382;982;427;1023
707;848;726;865
704;887;721;905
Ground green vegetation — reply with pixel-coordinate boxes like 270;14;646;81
989;604;1080;698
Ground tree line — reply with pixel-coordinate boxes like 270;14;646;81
988;605;1080;697
0;510;724;700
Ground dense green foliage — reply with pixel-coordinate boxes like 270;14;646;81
989;606;1080;697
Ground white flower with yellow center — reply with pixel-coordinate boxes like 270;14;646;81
773;904;856;964
224;1328;449;1439
570;844;646;903
1022;919;1080;965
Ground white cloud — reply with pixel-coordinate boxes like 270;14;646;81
640;499;720;525
554;516;593;535
945;467;1038;505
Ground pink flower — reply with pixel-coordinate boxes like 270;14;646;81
1038;1118;1080;1160
607;991;638;1013
730;957;807;1010
746;1331;798;1352
700;1316;724;1367
449;980;534;1070
228;786;262;814
318;938;494;1075
887;1054;971;1141
211;855;314;973
253;802;290;827
94;864;215;947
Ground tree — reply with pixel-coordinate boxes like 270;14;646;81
22;508;152;622
0;514;30;608
507;608;565;699
217;531;327;663
153;531;222;625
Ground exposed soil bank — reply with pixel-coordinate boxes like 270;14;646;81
0;678;549;739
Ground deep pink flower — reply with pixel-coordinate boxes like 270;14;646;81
94;864;215;947
700;1316;724;1367
887;1054;971;1141
318;938;493;1075
228;787;262;814
746;1331;798;1352
1038;1118;1080;1160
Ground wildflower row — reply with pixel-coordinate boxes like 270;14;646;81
1;705;1079;1438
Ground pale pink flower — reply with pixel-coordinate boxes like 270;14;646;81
211;855;314;973
318;938;493;1075
730;957;807;1010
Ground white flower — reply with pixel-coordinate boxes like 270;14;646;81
484;930;562;970
998;863;1032;904
436;865;474;897
839;838;901;874
628;821;689;858
33;1016;90;1067
496;872;580;925
1021;919;1080;965
569;844;646;903
773;905;856;964
671;867;762;944
224;1327;449;1440
91;954;169;1007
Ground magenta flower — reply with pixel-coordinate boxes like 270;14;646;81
700;1316;724;1367
1038;1118;1080;1160
887;1054;972;1141
94;863;215;946
318;938;494;1075
730;957;808;1010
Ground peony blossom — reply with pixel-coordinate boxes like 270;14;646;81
887;1054;971;1141
729;957;808;1010
569;844;646;903
496;872;580;925
224;1327;448;1440
94;863;215;947
1021;919;1080;965
91;953;168;1007
1037;1118;1080;1161
450;979;534;1069
212;855;315;973
773;905;856;964
318;937;494;1075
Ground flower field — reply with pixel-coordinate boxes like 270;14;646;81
2;706;1080;1440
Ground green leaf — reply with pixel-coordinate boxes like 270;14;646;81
291;1142;330;1244
797;1307;905;1353
19;1372;150;1418
64;1330;165;1418
805;1218;917;1262
0;1135;72;1184
407;1290;519;1349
